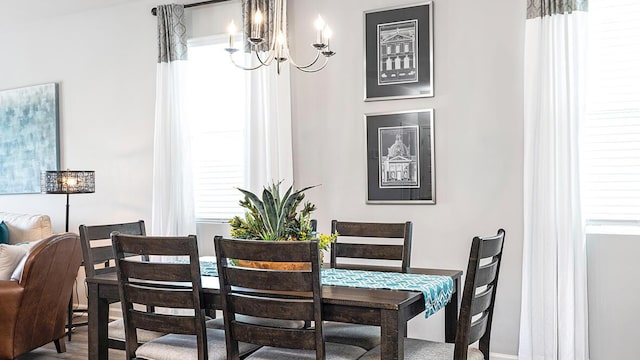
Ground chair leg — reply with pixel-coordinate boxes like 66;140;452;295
54;338;66;353
67;295;73;341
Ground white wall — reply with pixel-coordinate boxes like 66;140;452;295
0;0;159;232
288;0;525;356
587;233;640;360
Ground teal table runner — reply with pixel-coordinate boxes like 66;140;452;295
199;257;218;277
321;268;453;318
197;259;453;318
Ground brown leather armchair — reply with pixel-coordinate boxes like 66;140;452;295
0;233;82;360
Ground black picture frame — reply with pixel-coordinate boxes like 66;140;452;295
364;1;433;101
366;109;435;204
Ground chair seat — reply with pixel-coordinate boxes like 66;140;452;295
108;319;219;343
207;314;306;330
359;338;485;360
108;319;165;343
135;328;261;360
322;321;381;350
246;342;366;360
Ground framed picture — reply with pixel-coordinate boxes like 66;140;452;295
364;1;434;101
0;83;60;195
365;109;435;204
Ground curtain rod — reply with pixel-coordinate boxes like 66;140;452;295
151;0;230;16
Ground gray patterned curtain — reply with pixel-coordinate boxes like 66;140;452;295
156;4;187;63
242;0;276;52
151;3;195;237
526;0;588;19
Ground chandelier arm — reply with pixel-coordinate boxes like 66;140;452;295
255;50;276;67
293;56;330;73
228;53;265;71
287;50;322;69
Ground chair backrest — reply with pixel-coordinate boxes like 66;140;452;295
330;220;413;272
79;220;146;278
111;233;208;360
13;233;82;357
214;236;323;360
454;229;505;360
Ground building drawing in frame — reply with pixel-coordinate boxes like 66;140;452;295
379;125;419;188
364;1;433;101
0;83;60;195
377;20;418;86
365;109;434;204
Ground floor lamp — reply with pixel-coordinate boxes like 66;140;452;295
41;169;95;341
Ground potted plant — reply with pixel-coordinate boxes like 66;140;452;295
229;181;336;269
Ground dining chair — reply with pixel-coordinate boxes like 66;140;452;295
330;220;413;272
324;220;413;350
214;236;367;360
208;221;319;331
112;233;260;360
78;221;164;350
360;229;506;360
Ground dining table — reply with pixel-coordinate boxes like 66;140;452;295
86;262;462;360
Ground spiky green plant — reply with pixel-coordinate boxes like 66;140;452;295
230;181;336;249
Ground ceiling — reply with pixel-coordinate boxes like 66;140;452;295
0;0;143;27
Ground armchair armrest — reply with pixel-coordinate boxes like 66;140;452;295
0;279;24;304
0;280;24;358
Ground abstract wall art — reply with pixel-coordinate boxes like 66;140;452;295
0;83;60;194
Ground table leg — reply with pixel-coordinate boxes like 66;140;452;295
88;284;109;360
380;309;405;360
445;276;461;343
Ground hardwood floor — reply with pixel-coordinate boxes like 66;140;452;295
17;319;125;360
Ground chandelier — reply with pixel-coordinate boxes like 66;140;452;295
225;0;335;74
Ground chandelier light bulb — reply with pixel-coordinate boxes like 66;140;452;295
254;9;263;25
251;9;264;40
227;20;237;49
314;15;325;31
228;20;237;34
314;15;326;45
323;26;333;40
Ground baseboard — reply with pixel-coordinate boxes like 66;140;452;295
491;353;518;360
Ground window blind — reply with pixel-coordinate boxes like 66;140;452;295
583;0;640;224
187;37;248;220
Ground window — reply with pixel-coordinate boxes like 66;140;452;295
583;0;640;231
186;36;248;221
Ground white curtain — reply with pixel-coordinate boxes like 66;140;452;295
242;0;293;193
151;4;196;236
519;1;589;359
246;63;294;192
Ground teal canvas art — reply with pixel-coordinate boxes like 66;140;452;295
0;83;60;194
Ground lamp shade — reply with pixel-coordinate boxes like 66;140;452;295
41;170;95;194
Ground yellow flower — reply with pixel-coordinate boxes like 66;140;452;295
317;232;338;251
